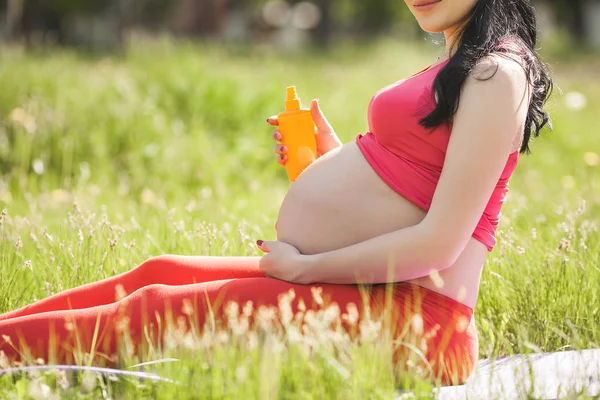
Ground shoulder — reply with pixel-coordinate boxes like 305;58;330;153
458;54;530;116
469;53;529;93
454;54;529;150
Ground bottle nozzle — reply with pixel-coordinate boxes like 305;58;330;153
287;86;298;100
285;86;302;111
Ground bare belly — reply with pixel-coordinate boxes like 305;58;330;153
275;142;486;308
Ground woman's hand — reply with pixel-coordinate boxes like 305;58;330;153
267;99;343;166
256;240;312;284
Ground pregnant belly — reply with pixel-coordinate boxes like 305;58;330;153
275;141;487;308
275;142;426;255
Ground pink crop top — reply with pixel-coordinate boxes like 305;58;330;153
356;60;519;251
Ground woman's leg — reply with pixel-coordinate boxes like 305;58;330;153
0;277;368;365
0;256;264;321
0;278;477;385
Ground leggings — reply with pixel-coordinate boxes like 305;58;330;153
0;255;478;385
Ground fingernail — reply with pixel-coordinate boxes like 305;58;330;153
256;240;264;247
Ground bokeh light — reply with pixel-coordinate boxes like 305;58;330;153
292;2;321;30
262;1;291;28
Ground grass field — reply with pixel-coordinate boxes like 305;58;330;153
0;38;599;398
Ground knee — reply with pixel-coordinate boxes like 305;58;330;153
135;255;176;279
118;284;169;317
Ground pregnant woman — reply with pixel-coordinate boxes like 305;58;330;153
0;0;552;386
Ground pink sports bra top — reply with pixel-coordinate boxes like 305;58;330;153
356;59;519;251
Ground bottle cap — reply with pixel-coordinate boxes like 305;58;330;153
285;86;302;111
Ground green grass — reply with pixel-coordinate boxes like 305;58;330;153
0;38;599;398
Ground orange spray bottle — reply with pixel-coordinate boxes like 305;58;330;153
277;86;317;182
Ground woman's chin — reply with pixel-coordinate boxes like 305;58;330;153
418;24;446;34
414;18;452;34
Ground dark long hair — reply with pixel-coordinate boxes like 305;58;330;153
420;0;553;154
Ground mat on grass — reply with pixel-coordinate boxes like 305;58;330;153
431;349;600;399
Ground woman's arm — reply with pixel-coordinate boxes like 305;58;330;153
298;57;530;285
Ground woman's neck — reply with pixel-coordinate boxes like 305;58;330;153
443;21;468;58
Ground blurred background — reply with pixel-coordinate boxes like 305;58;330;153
1;0;600;51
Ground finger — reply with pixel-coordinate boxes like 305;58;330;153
274;144;288;155
256;240;270;252
277;154;288;166
266;116;279;126
310;99;334;135
271;129;283;142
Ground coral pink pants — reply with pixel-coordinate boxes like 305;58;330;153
0;255;478;385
